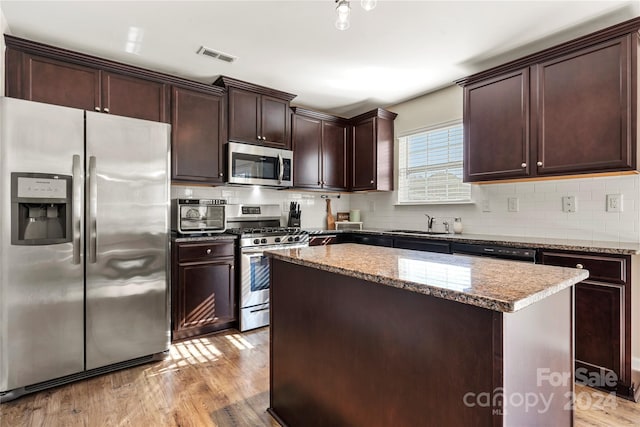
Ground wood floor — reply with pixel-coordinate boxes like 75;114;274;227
1;328;638;426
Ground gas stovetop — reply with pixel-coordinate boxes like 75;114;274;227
226;227;304;236
227;227;309;248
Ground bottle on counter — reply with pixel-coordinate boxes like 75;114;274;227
453;217;463;234
326;199;336;230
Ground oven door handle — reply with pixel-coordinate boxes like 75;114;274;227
243;252;265;258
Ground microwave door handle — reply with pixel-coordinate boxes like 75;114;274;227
278;154;284;184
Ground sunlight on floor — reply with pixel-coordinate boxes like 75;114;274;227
226;333;255;350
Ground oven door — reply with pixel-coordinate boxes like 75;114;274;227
240;249;271;309
239;243;306;331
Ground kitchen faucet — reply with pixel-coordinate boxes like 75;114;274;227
425;214;434;232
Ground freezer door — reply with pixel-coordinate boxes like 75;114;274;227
0;98;85;391
85;112;170;370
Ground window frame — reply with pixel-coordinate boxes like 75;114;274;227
395;119;472;206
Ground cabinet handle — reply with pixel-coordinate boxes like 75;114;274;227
103;107;110;113
521;162;527;168
257;136;263;140
537;161;543;167
94;107;100;112
370;180;374;184
576;263;583;269
219;172;223;177
206;249;212;254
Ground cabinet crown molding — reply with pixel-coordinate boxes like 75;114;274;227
214;75;297;101
291;107;349;124
4;34;226;95
350;107;398;123
455;16;640;86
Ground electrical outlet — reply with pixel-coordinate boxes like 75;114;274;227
606;194;623;212
507;197;519;212
562;196;576;213
481;199;491;212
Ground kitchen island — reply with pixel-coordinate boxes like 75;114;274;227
266;244;589;427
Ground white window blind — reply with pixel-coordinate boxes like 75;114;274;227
398;123;470;203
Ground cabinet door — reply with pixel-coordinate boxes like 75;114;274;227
261;95;291;148
535;36;633;175
352;117;377;190
322;121;348;190
541;251;631;393
171;87;225;183
20;53;100;111
102;72;169;122
292;114;322;188
177;261;235;330
464;69;530;182
228;88;260;144
574;281;623;383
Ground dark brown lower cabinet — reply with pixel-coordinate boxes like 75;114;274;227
541;251;637;400
172;240;236;341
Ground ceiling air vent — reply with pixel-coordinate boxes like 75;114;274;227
197;46;237;63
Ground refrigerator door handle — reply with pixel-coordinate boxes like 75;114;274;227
72;154;82;264
88;155;97;264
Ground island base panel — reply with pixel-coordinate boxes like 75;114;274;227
270;260;498;426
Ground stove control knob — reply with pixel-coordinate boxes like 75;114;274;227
294;236;300;242
275;237;281;243
253;239;260;245
261;238;267;244
288;237;294;242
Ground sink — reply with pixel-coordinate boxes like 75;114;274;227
387;229;449;235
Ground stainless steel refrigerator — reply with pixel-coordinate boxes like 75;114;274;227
0;97;170;401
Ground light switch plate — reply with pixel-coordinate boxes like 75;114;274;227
507;197;519;212
606;194;622;212
562;196;576;213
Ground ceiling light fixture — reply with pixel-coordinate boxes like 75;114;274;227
335;0;376;31
335;0;351;31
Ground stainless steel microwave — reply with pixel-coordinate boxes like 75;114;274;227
226;142;293;187
171;199;227;234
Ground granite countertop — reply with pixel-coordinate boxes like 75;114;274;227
306;228;640;255
172;233;237;243
266;243;589;313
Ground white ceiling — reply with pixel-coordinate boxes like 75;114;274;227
2;1;639;116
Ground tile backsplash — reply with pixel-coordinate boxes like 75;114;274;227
174;174;640;242
171;185;351;230
350;175;640;243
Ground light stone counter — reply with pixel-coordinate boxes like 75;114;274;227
266;243;588;312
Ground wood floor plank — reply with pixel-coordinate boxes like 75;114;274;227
1;328;637;426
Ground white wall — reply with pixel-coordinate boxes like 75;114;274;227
171;185;351;230
352;85;640;244
0;4;8;96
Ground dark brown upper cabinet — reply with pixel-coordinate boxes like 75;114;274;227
214;76;296;149
291;108;348;191
350;108;397;191
171;86;226;184
5;39;169;123
101;72;169;122
464;69;530;181
457;19;640;182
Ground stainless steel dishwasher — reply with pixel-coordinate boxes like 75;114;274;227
451;242;537;263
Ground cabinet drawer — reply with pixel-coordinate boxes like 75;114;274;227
177;241;234;263
541;252;628;284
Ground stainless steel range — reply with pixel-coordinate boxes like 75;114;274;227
226;204;308;331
